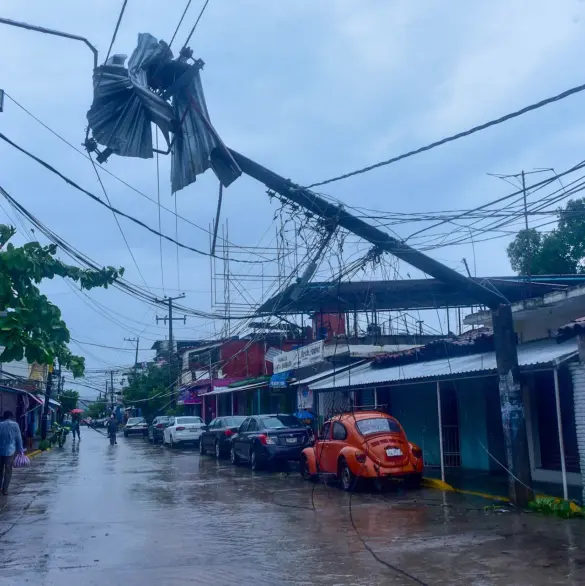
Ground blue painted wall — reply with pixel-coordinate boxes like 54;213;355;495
389;383;441;466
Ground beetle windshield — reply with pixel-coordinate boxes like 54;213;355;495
356;418;401;436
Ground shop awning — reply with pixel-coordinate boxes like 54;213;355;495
27;393;44;405
292;361;367;387
309;338;579;391
205;381;268;395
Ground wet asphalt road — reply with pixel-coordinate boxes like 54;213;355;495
1;429;585;585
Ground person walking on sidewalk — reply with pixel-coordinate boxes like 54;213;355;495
0;411;24;496
71;412;81;442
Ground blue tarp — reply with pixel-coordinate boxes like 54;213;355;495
294;410;315;420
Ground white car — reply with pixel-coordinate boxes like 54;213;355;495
124;416;148;437
163;416;206;448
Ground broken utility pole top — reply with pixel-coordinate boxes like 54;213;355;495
85;33;241;193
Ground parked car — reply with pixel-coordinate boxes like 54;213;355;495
147;416;172;444
300;411;423;491
163;416;205;448
124;416;148;437
199;416;247;458
230;414;311;470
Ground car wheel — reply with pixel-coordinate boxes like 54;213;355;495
405;473;422;489
250;448;261;471
300;455;317;482
199;439;207;456
230;446;240;465
214;441;221;460
123;431;128;438
338;459;357;492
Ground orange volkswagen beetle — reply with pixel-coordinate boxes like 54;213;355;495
300;411;423;491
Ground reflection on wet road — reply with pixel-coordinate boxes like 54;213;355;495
1;430;584;585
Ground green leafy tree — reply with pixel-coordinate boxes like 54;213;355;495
85;400;108;420
58;389;79;413
507;198;585;275
0;225;123;377
122;363;181;420
86;400;107;419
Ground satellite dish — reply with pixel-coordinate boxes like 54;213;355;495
86;33;241;193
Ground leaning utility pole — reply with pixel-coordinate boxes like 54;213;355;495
156;294;186;407
229;149;534;506
40;363;54;440
125;337;140;372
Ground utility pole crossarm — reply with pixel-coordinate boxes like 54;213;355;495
228;150;505;310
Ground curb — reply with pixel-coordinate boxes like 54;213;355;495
422;477;581;510
422;477;455;492
27;448;51;459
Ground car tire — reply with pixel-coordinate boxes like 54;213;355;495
230;446;240;465
199;439;207;456
338;459;357;492
405;473;422;489
123;431;128;438
250;448;262;471
214;441;221;460
300;455;317;482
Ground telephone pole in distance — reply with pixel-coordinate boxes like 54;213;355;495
156;294;186;407
124;337;140;372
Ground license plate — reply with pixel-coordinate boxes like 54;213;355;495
189;428;198;433
386;448;402;457
285;437;297;444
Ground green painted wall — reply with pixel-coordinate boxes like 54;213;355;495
387;379;492;471
455;381;490;471
389;383;441;466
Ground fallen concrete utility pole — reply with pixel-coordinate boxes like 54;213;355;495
229;149;534;506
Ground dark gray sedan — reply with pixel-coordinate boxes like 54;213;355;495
199;416;247;459
147;416;172;444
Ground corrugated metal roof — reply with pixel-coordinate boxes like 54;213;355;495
323;344;422;358
309;338;578;391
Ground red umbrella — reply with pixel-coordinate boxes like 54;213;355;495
70;409;84;414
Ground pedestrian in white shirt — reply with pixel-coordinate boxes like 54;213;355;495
0;410;24;496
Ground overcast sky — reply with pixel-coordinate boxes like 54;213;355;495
2;0;585;396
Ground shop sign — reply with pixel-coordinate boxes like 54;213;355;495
177;387;203;405
297;386;313;410
273;341;324;374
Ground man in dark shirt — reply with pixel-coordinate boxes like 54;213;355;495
106;415;118;444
